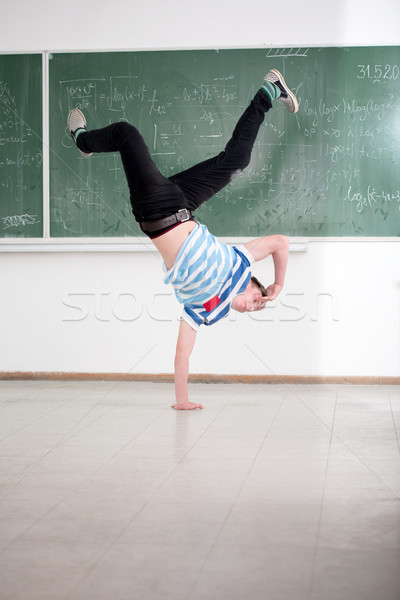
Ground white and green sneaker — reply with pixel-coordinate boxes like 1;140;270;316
67;108;92;157
264;69;299;114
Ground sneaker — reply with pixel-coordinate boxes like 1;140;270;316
264;69;299;114
67;109;92;157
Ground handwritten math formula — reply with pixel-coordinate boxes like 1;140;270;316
47;47;400;237
0;54;43;236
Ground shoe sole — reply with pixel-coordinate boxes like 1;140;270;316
266;69;299;114
67;109;92;157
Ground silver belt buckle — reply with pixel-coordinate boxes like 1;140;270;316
177;208;190;222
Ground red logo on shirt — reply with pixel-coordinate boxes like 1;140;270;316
203;295;221;312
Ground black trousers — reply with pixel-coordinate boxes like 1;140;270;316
77;89;272;238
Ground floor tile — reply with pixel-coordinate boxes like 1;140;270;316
310;547;400;600
0;381;399;600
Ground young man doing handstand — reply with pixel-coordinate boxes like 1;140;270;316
67;69;298;410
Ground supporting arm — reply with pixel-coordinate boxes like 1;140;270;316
171;319;204;410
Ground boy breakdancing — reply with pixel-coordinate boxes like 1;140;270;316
67;69;298;409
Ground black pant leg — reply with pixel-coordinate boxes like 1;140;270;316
168;89;272;211
77;122;187;221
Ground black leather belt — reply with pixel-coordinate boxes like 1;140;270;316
140;208;193;233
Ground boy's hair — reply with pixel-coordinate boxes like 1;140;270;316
250;276;267;297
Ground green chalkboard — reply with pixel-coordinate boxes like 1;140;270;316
49;47;400;237
0;54;43;238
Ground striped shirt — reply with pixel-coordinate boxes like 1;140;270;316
163;223;254;331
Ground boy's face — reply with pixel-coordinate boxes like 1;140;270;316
231;282;265;313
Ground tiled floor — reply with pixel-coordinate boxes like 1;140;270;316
0;380;399;600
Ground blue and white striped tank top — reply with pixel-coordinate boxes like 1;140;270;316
163;223;254;330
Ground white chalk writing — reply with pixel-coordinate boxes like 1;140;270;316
2;214;40;229
344;185;400;213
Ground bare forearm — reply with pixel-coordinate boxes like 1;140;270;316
171;320;203;410
172;353;204;410
272;236;289;285
174;354;190;405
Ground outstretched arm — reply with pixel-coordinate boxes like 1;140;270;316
171;319;204;410
243;235;289;302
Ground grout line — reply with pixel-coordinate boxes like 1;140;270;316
0;380;52;411
307;389;338;600
0;386;99;446
245;343;400;500
0;387;167;561
63;395;233;600
0;345;157;504
186;390;287;600
388;389;400;454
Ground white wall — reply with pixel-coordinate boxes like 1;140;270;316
1;0;400;378
1;241;399;377
2;0;400;51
